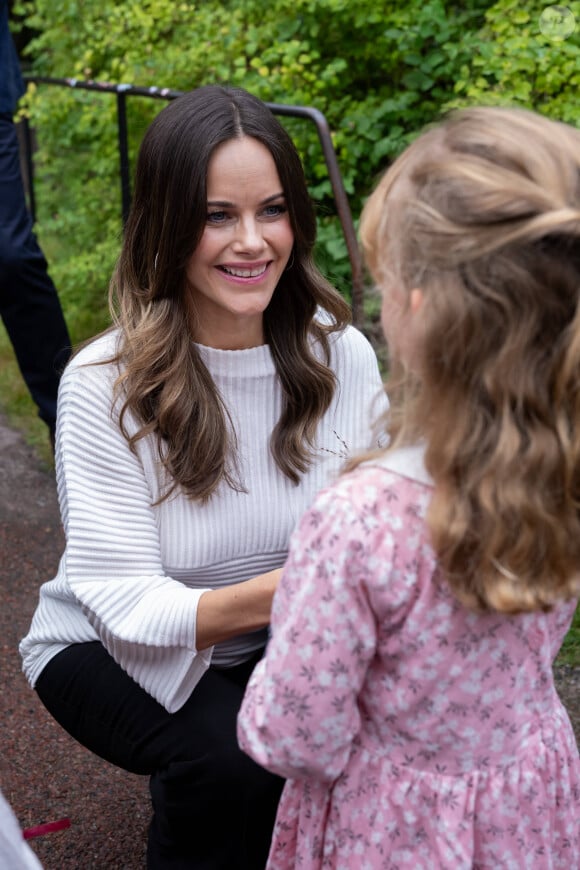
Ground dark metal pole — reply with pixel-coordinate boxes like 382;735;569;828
267;103;364;327
116;90;131;226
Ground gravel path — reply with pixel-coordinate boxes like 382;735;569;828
0;416;148;869
0;412;578;869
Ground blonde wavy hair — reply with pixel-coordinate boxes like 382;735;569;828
359;106;580;613
101;86;350;503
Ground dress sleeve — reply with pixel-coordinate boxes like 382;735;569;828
56;357;212;713
237;481;382;782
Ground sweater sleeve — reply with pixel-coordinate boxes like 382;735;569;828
56;355;212;713
237;481;380;781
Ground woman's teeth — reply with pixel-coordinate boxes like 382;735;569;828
221;264;267;278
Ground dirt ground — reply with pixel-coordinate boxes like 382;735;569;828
0;414;148;869
0;411;578;869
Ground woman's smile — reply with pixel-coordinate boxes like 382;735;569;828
217;261;271;281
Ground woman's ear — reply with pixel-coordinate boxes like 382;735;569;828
409;288;423;314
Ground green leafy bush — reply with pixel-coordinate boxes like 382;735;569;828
11;0;580;344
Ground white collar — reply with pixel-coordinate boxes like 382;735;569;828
368;443;432;487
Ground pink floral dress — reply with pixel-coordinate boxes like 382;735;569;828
238;446;580;869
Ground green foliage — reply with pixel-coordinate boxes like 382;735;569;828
452;0;580;119
558;604;580;667
9;0;580;348
11;0;488;339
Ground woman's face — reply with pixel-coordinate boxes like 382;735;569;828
185;135;294;350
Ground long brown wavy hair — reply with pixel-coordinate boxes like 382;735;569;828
359;106;580;613
104;85;350;502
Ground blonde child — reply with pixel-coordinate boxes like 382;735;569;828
237;106;580;869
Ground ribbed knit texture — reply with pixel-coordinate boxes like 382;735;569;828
20;325;387;712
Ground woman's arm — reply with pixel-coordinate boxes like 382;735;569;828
196;568;281;649
56;348;282;712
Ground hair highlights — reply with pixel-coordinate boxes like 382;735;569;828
360;106;580;613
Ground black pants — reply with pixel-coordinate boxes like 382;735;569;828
0;114;71;437
36;642;284;869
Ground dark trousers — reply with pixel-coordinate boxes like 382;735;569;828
35;642;284;869
0;114;71;436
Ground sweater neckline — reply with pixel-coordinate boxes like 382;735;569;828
194;341;276;378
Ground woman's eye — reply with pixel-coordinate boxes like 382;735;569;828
207;211;228;224
262;204;287;218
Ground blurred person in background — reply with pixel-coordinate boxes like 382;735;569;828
0;0;71;447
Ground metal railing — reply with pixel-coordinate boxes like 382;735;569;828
22;76;364;325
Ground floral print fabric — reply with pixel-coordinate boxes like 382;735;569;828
238;457;580;869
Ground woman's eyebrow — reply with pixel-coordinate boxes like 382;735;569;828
206;192;286;208
261;192;285;204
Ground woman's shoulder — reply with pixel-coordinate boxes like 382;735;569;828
64;329;121;379
329;321;375;353
313;315;380;372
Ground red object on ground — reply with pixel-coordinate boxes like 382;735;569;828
23;818;71;840
22;819;70;840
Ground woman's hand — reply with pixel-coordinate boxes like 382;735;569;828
196;568;282;650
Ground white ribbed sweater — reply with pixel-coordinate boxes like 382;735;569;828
20;325;386;712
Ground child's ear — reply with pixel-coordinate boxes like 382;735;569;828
410;288;423;314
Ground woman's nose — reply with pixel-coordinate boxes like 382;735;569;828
232;217;265;252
